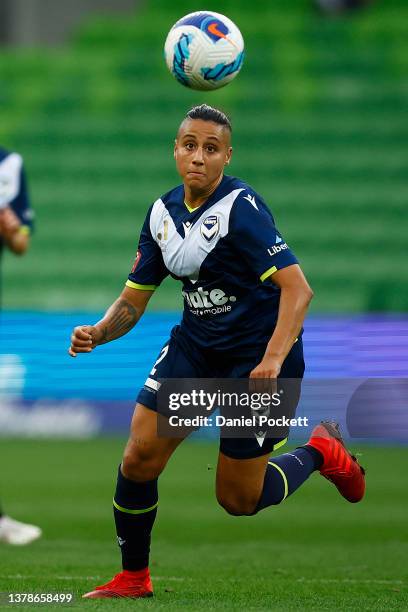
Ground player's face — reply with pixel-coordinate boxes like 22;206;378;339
174;119;232;193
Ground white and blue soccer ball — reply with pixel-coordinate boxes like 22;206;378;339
164;11;244;91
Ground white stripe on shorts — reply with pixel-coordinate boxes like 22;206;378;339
145;377;160;391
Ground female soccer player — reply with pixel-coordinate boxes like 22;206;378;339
69;105;365;599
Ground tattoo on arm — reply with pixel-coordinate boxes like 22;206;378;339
99;299;140;343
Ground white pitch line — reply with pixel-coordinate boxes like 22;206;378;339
296;578;404;585
4;575;100;581
4;575;185;582
6;575;402;586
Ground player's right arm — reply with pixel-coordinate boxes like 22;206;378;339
69;286;153;357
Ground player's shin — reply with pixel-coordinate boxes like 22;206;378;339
254;447;322;512
113;466;158;570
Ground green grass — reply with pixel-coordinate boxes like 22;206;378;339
0;439;407;610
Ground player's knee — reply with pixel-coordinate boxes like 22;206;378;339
122;444;166;481
216;492;259;516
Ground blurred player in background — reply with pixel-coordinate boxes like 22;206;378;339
0;146;40;545
69;105;365;599
0;148;33;265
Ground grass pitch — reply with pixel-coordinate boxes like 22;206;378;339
0;439;407;610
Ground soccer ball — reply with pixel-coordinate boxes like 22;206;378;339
164;11;244;91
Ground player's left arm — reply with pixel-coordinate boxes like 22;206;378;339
250;264;313;379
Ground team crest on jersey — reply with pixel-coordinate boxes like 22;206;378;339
200;215;219;242
131;250;141;273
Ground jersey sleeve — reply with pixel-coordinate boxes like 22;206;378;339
0;153;34;233
229;192;298;282
126;206;168;291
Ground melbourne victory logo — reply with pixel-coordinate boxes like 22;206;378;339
200;215;219;242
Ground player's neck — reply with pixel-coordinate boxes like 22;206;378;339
184;174;223;209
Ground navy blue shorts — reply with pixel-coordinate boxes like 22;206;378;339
137;325;305;460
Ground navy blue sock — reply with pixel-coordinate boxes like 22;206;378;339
255;447;321;512
113;466;158;571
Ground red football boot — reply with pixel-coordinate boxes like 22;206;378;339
82;568;153;599
306;421;365;503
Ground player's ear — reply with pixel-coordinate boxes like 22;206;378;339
225;147;232;165
174;139;178;159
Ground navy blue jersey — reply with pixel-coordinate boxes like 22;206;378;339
0;147;34;257
127;175;298;353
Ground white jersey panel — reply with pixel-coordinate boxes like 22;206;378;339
150;188;244;281
0;153;22;210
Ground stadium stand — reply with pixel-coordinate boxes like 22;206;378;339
0;0;406;311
